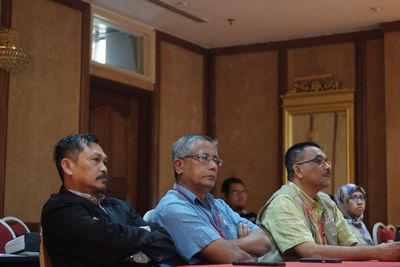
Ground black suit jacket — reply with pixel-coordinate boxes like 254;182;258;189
41;186;179;267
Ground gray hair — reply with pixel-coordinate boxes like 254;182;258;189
172;134;218;179
172;134;218;160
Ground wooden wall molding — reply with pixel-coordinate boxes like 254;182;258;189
0;0;12;218
381;20;400;33
277;48;287;186
206;50;216;137
355;40;367;186
156;31;207;56
211;29;382;56
151;31;162;206
355;40;369;225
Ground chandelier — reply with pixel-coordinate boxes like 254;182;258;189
0;28;30;73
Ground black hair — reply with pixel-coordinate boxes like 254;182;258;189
284;142;320;181
54;134;99;182
221;177;244;194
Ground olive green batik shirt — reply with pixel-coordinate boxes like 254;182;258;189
257;182;358;262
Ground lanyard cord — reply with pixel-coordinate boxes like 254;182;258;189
173;189;226;239
299;197;326;244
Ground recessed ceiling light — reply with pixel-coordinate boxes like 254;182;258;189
177;1;189;8
370;6;384;12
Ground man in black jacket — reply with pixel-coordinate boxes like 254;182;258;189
41;134;180;267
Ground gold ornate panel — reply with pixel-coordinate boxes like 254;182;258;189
282;74;355;195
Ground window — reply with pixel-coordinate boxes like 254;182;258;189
91;5;155;83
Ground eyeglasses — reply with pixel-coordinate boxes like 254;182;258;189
228;189;247;196
349;195;366;202
181;153;223;167
295;156;331;168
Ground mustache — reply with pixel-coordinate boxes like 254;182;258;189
96;173;110;181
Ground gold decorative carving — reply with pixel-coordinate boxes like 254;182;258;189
288;74;346;94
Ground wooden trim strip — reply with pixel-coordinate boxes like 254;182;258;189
0;0;12;218
52;0;88;10
211;29;382;56
277;48;287;185
79;2;91;132
355;41;368;191
150;30;162;207
156;31;207;56
206;51;216;137
381;20;400;33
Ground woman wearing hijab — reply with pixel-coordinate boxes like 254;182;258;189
334;183;373;245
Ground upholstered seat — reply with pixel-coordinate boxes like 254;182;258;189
372;222;396;245
0;219;16;253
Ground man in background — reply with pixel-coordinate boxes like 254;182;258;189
41;134;180;267
221;177;257;223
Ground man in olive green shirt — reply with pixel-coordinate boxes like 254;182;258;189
258;142;400;262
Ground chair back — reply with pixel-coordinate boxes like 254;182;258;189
143;209;155;222
2;216;30;237
396;225;400;241
40;227;53;267
373;222;396;244
0;219;16;253
387;224;396;240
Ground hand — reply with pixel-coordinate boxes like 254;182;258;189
251;254;259;261
376;241;400;261
238;223;250;238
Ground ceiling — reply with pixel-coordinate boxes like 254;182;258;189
86;0;400;48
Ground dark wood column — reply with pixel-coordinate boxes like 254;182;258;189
0;0;12;217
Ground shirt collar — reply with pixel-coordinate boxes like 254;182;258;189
288;182;322;208
173;183;213;205
67;189;105;205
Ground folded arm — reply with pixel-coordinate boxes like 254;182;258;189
232;229;271;256
200;229;270;263
294;241;400;261
200;238;255;263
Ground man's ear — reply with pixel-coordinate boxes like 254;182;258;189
293;164;303;178
61;158;74;176
174;159;184;176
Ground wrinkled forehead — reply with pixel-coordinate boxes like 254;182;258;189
192;140;218;154
82;142;107;157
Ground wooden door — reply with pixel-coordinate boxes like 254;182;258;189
90;76;151;215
